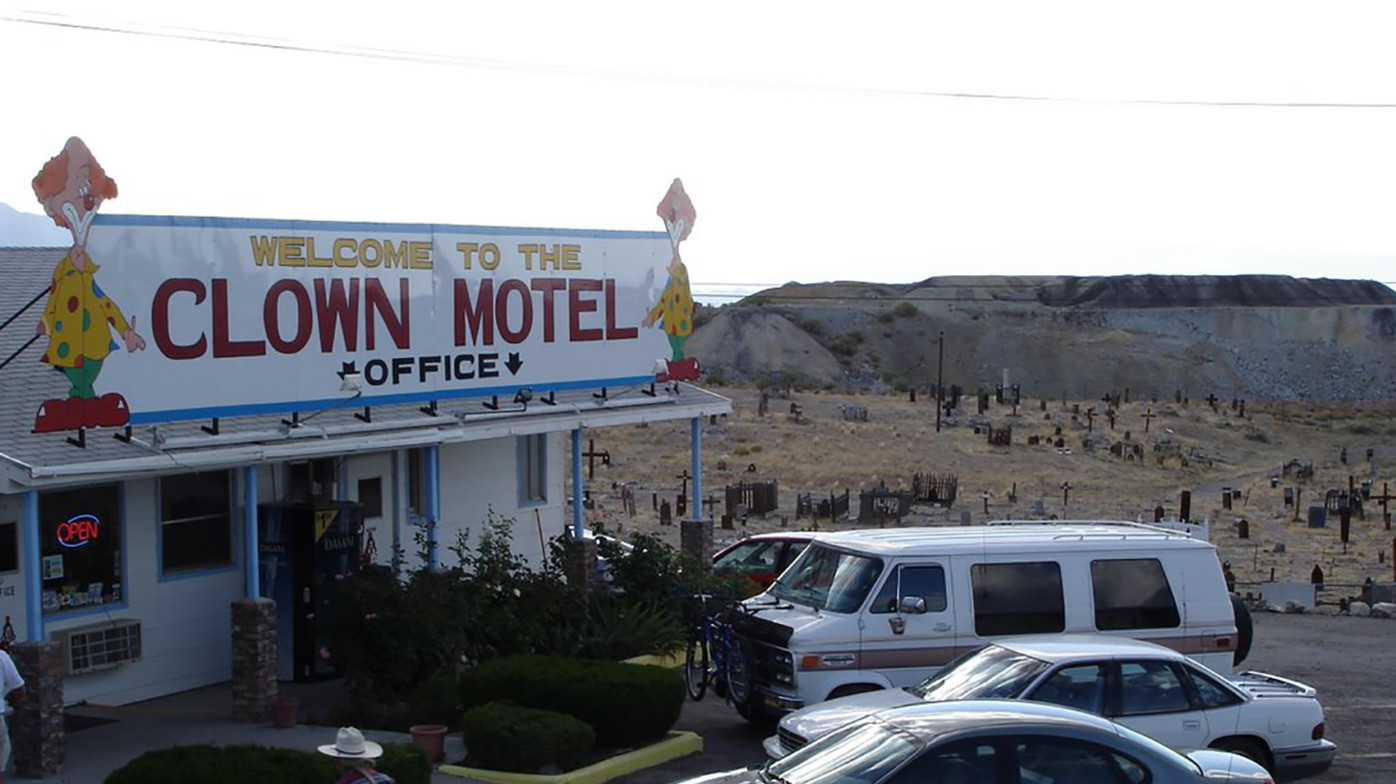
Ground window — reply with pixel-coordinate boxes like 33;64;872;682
407;449;426;517
518;434;547;504
870;565;947;614
357;477;383;519
971;561;1064;636
714;540;782;573
889;741;998;784
1117;661;1192;716
287;458;336;503
1183;664;1243;708
1013;738;1148;784
40;483;123;614
0;522;16;573
162;471;234;573
1091;559;1181;630
1030;664;1108;715
911;645;1049;700
771;544;884;613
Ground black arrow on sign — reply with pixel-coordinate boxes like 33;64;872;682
505;353;524;375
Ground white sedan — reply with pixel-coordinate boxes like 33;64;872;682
765;634;1334;782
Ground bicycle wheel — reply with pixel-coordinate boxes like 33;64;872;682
725;634;753;706
684;629;710;701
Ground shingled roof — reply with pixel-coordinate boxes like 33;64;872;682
0;248;730;491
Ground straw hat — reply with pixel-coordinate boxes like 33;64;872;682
317;727;383;760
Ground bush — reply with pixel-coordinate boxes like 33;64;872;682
459;655;683;747
325;510;590;721
461;701;595;773
378;742;432;784
574;600;685;660
106;745;335;784
828;332;864;356
892;301;918;317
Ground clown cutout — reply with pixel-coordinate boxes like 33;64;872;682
645;178;702;383
31;137;145;432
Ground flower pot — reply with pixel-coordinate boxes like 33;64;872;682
272;697;299;729
409;723;449;762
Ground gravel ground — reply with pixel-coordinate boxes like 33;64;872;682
1243;611;1396;783
615;610;1395;784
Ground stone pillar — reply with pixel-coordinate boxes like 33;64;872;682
562;537;597;593
231;598;278;722
681;519;714;566
11;640;63;778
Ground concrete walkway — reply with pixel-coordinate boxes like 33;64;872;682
25;680;475;783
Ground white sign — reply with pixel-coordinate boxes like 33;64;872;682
74;216;676;424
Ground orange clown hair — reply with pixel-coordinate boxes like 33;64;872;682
32;138;118;226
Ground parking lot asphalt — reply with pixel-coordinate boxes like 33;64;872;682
33;611;1389;783
612;695;769;784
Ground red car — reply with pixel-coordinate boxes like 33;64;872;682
712;532;815;591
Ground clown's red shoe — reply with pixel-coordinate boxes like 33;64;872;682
666;357;702;382
33;397;80;433
88;393;131;428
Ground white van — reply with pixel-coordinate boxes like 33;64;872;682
731;521;1249;717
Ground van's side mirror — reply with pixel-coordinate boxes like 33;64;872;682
899;596;927;615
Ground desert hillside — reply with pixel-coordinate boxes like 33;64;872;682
688;275;1396;401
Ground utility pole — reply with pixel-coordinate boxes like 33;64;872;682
935;331;944;433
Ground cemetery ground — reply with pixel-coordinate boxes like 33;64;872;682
611;611;1394;784
588;385;1396;590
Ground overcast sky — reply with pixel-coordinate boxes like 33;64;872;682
4;1;1396;297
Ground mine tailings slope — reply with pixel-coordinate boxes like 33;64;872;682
686;274;1396;401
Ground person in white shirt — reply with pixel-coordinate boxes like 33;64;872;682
0;648;25;784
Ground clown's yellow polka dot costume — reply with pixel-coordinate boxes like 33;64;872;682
647;261;694;360
41;252;130;389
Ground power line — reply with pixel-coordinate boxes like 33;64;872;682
8;10;1396;109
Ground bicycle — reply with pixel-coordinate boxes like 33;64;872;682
683;593;753;706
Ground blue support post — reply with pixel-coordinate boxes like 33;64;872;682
425;445;440;570
336;457;348;502
21;490;40;642
691;417;703;520
244;466;260;598
572;428;584;539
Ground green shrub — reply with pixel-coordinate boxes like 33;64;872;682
459;655;683;747
105;745;335;784
378;742;432;784
800;317;824;336
892;301;918;317
574;600;685;660
829;332;863;356
461;701;595;773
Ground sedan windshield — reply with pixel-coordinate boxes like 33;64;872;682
766;721;918;784
769;544;883;613
910;645;1050;700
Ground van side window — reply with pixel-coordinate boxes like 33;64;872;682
1090;558;1181;630
870;565;947;614
971;562;1065;636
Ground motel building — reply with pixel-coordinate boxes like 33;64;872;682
0;177;726;774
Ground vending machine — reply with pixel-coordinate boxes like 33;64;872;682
257;501;363;682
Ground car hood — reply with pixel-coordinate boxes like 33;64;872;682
671;768;761;784
734;601;847;647
1184;749;1273;781
780;688;922;742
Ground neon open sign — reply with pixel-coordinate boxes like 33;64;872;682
56;514;100;549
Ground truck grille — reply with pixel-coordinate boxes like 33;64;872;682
777;726;808;754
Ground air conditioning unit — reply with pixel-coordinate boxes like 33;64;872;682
51;619;142;675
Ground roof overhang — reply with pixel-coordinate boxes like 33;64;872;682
0;384;731;492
